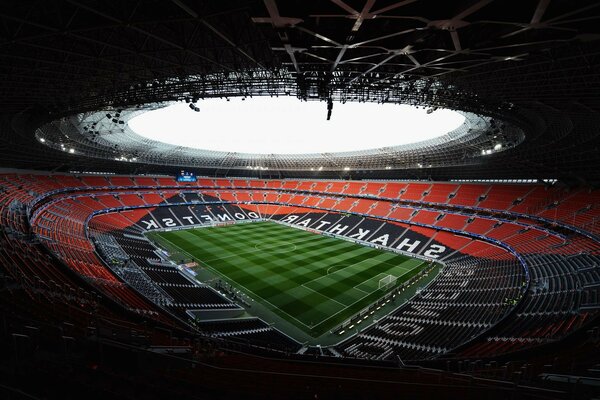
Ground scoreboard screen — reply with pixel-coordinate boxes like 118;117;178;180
176;170;197;182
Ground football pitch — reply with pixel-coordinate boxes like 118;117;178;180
153;221;427;336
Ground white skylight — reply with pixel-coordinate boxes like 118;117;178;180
128;97;465;154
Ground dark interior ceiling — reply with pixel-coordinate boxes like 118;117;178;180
1;0;599;183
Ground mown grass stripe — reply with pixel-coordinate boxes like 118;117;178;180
155;221;426;336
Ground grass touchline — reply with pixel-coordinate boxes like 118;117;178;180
151;221;427;337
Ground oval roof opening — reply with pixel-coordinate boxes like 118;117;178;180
129;97;466;155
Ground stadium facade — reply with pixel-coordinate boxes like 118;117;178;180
1;1;600;399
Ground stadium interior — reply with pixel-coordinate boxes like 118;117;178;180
1;1;600;399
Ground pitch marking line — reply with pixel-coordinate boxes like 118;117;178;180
352;272;395;295
299;284;347;307
310;262;427;330
306;258;375;287
296;259;425;327
158;235;314;330
198;235;316;262
158;229;428;331
306;258;413;288
180;228;360;307
163;234;347;329
326;264;346;275
352;285;371;295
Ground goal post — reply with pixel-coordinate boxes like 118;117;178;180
378;274;397;291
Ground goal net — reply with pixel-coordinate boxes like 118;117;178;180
378;274;397;291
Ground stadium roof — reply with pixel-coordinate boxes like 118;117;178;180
1;0;599;182
127;100;466;154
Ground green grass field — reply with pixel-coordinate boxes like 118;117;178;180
153;221;426;336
